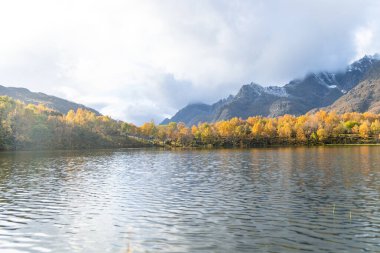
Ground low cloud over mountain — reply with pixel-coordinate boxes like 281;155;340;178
1;1;380;124
163;55;380;126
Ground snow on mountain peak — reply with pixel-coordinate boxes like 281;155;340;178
263;86;289;97
243;83;288;97
313;72;338;89
348;54;379;73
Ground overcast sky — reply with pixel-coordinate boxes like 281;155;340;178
0;0;380;124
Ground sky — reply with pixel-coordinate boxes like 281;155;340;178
0;0;380;125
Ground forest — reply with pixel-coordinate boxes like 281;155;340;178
1;95;380;150
142;108;380;147
0;96;143;150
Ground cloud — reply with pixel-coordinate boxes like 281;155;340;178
0;0;379;124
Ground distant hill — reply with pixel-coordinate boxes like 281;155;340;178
0;85;100;115
161;95;234;126
162;55;380;125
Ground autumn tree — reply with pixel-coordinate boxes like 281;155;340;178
359;121;371;139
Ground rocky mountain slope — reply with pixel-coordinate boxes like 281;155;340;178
318;60;380;114
162;55;379;126
0;85;100;115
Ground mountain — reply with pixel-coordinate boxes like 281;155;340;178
0;85;100;115
317;59;380;114
161;95;234;126
162;55;380;126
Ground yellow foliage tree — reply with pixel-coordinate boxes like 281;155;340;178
359;121;370;138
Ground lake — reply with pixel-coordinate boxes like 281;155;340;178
0;147;379;252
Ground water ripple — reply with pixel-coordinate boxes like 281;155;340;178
0;147;379;252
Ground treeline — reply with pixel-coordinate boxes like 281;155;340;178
0;96;144;150
2;95;380;151
141;111;380;147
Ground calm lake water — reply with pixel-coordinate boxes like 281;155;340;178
0;147;379;253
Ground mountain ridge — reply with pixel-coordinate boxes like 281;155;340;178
0;85;101;115
314;59;380;114
162;55;380;126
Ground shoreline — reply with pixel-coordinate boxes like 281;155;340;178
1;143;380;153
